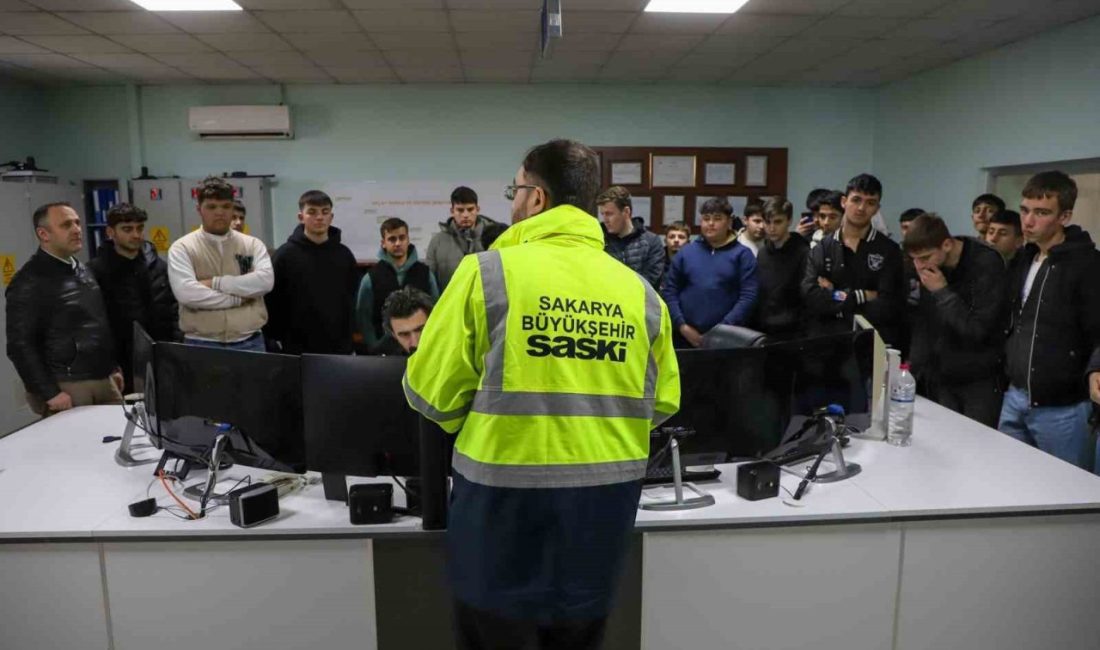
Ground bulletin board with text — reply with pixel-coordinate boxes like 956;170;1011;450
593;146;789;232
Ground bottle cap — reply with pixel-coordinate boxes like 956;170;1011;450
899;362;910;371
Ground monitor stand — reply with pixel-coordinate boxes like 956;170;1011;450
640;438;716;511
815;437;861;483
115;402;158;467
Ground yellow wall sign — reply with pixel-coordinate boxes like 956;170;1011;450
149;227;171;253
1;254;16;287
242;223;251;235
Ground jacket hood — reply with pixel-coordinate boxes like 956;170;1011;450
375;243;422;271
695;233;741;253
288;223;344;247
1023;225;1095;259
603;216;647;242
490;205;604;251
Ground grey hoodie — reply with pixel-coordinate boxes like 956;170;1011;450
425;214;499;290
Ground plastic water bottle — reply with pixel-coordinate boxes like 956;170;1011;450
888;363;916;447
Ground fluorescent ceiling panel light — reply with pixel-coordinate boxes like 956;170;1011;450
645;0;750;13
129;0;242;10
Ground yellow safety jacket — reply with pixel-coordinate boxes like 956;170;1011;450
403;204;680;488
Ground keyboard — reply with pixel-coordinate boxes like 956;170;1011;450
643;465;721;486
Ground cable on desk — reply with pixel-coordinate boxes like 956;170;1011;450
158;469;199;520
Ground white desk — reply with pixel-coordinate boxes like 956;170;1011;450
1;400;1099;650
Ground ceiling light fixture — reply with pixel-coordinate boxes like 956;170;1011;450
644;0;751;13
129;0;243;10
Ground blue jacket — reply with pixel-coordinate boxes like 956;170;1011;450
663;236;759;332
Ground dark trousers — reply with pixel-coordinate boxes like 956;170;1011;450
454;600;607;650
925;375;1004;429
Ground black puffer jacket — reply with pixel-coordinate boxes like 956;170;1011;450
756;233;809;336
88;240;179;392
1005;226;1100;406
5;249;117;400
603;216;666;288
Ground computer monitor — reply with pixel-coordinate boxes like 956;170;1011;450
659;346;783;464
301;354;421;478
150;343;306;474
131;322;154;399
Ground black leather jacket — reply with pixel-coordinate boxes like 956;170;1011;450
5;249;117;400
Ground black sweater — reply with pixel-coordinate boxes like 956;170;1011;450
907;238;1007;385
1004;226;1100;406
264;225;358;355
756;233;809;336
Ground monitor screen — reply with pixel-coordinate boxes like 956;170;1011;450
301;354;421;478
152;343;305;473
131;322;155;399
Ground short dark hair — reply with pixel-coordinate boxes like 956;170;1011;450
382;287;435;332
1022;171;1077;212
902;213;951;254
481;222;509;250
596;186;632;211
806;188;832;211
32;201;72;230
197;176;234;203
451;186;478;206
743;201;765;219
521;139;600;214
763;196;793;221
106;203;148;228
846;173;883;198
971;193;1005;212
899;207;925;224
699;197;732;217
665;220;690;236
990;209;1022;236
299;190;332;210
380;217;408;237
232;200;246;216
810;190;843;214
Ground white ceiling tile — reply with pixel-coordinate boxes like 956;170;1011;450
548;34;620;52
254;10;363;33
928;0;1036;20
531;65;601;83
0;36;47;53
715;14;818;36
304;49;385;66
0;52;92;68
808;16;906;37
889;17;997;41
25;0;136;9
676;50;757;69
465;67;529;82
561;11;637;34
158;11;272;34
352;9;449;32
178;64;264;80
127;70;200;84
382;48;458;66
0;12;90;35
323;66;399;83
447;0;550;8
0;0;37;9
229;50;311;65
630;12;726;34
282;32;376;50
455;31;537;50
664;65;730;82
58;11;180;34
196;32;293;52
741;0;847;14
536;49;609;65
72;52;165;68
235;0;342;8
616;34;704;51
342;0;442;7
725;68;794;84
113;34;213;53
836;0;950;18
393;66;463;82
371;32;452;49
461;50;531;67
809;48;893;73
603;50;678;71
450;10;540;32
251;64;333;82
21;34;132;53
152;52;239;67
740;50;818;74
43;68;131;84
771;38;854;57
695;33;785;52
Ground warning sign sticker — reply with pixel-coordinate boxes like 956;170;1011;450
242;223;251;235
149;227;171;253
1;255;17;287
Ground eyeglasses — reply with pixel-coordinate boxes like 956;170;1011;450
504;184;540;201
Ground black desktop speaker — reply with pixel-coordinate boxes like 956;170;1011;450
349;484;394;525
736;461;780;501
228;483;280;528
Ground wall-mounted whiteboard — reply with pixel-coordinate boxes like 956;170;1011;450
324;180;510;261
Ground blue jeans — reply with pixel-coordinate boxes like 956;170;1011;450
998;386;1093;469
184;332;266;352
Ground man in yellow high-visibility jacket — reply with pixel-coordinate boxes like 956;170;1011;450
404;139;680;650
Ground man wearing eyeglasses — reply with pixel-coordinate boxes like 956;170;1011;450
404;139;680;650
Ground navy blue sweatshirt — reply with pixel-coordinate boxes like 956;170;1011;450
662;236;759;332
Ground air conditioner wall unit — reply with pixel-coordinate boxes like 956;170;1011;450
188;105;293;140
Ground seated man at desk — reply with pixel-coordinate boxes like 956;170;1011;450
372;287;435;356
